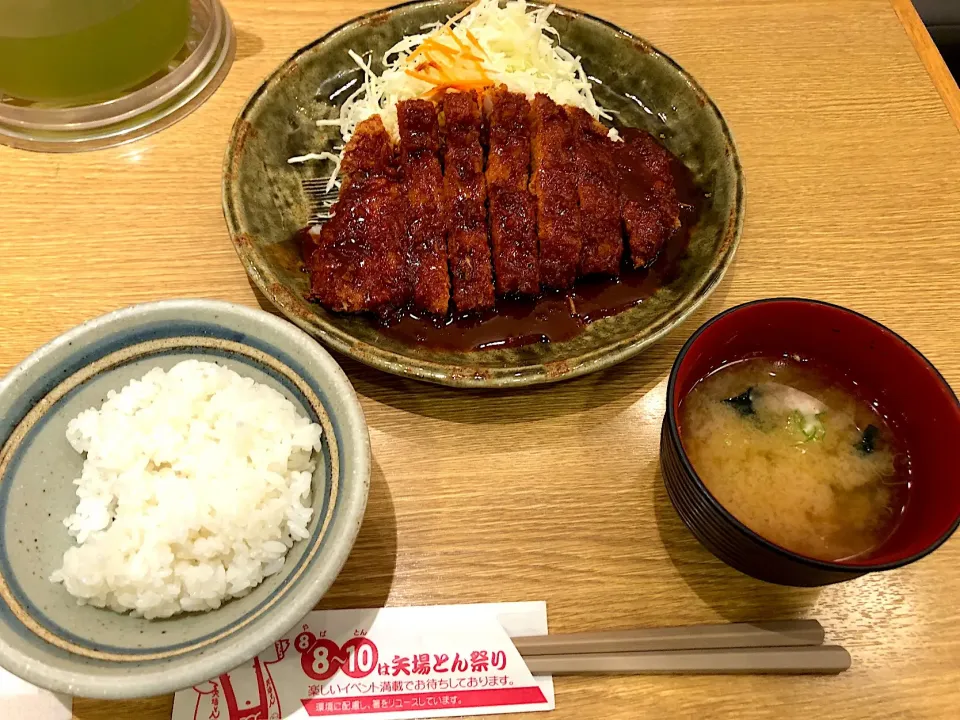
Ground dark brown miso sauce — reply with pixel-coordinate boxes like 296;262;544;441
301;130;702;352
380;213;696;352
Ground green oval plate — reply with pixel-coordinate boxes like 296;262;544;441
223;0;744;388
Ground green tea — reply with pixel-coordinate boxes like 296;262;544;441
0;0;190;104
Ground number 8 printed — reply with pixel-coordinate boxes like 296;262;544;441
301;638;340;681
296;634;379;681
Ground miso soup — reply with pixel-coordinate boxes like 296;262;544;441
679;356;908;562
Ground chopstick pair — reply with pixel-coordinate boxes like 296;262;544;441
512;620;850;675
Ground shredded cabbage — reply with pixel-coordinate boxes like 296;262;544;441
300;0;614;191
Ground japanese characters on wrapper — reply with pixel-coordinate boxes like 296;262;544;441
192;639;289;720
179;603;554;720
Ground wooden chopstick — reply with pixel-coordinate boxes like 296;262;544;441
513;620;825;656
523;645;851;675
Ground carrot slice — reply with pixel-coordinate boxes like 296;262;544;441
404;68;446;86
444;0;479;29
465;29;487;58
446;27;470;53
424;39;456;58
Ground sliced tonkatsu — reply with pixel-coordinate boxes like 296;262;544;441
566;107;623;277
529;94;582;290
306;116;409;314
302;92;691;323
442;91;495;312
615;129;681;268
397;100;451;316
338;114;396;190
484;85;539;296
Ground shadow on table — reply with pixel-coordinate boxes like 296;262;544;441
233;25;265;62
651;463;820;622
341;339;680;424
249;279;284;317
315;457;397;611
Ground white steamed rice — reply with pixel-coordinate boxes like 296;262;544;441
50;359;322;619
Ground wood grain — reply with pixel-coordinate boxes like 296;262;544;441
890;0;960;132
0;1;958;719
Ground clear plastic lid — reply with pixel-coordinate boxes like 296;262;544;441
0;0;235;152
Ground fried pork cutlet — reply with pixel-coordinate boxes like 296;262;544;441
529;94;582;290
484;86;539;296
397;100;451;316
338;114;396;190
566;107;623;277
616;129;681;268
442;92;495;312
306;116;409;314
301;116;398;267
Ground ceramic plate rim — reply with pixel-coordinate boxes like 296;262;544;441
0;299;370;698
222;0;745;388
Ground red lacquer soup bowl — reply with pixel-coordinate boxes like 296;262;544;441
660;298;960;586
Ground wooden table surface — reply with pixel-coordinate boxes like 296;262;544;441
1;0;959;718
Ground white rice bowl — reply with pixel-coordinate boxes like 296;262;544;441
49;359;323;620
